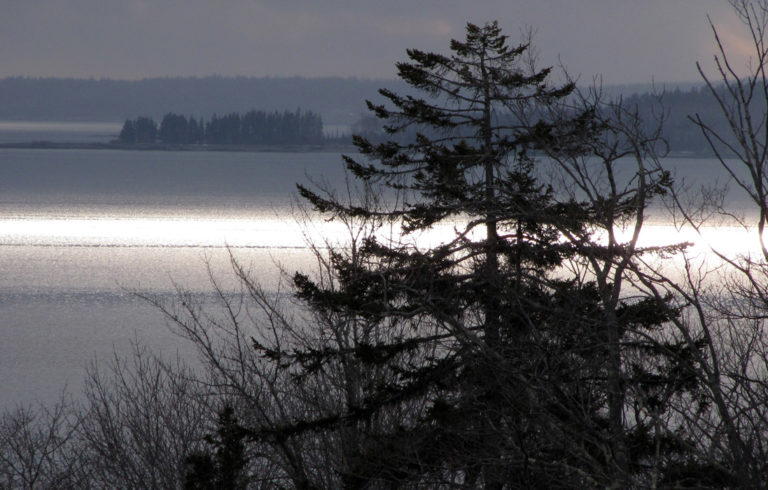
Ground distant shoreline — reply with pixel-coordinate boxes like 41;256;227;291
0;141;715;158
0;141;355;153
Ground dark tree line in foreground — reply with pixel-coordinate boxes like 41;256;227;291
118;109;325;146
243;21;689;488
8;4;768;488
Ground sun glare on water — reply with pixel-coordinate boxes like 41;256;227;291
622;223;764;260
0;216;762;266
0;217;320;248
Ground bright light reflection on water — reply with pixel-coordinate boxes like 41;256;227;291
0;214;758;261
2;214;757;410
614;223;764;261
1;148;760;412
0;216;314;248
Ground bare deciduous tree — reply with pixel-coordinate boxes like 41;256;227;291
0;397;85;489
77;343;213;489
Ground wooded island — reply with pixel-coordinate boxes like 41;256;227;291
118;109;325;146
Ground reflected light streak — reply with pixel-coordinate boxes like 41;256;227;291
0;217;762;263
615;224;764;260
0;217;329;248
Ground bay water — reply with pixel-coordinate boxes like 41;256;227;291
0;143;753;411
0;147;349;410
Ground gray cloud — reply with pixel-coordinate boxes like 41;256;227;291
0;1;748;84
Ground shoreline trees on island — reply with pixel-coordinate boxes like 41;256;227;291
118;109;326;146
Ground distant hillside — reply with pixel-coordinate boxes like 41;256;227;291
0;76;407;127
0;76;745;155
622;84;751;155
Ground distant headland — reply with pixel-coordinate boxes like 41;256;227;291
0;76;745;156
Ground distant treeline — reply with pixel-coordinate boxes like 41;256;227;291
622;85;748;155
352;85;743;155
0;76;400;126
0;76;748;154
119;109;325;145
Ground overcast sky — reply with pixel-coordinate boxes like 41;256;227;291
0;1;755;85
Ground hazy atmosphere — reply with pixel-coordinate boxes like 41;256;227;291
8;0;768;487
0;0;749;84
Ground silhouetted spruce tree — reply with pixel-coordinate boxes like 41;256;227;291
134;116;158;144
188;116;204;144
184;406;248;490
118;119;136;144
290;21;602;487
159;113;191;144
237;21;705;488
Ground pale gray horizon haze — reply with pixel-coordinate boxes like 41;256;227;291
0;1;756;86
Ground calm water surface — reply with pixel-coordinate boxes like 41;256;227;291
0;148;348;409
0;146;754;410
